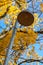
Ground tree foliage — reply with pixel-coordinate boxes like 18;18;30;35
0;28;37;54
0;0;43;65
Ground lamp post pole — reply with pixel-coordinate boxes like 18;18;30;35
4;21;18;65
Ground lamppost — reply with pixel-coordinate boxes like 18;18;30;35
4;10;34;65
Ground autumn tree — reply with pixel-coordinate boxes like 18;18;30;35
0;0;43;65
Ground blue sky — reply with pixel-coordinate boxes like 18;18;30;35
0;0;43;65
0;19;6;33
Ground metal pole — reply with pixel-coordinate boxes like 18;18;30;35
4;21;18;65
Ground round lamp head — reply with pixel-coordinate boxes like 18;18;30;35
17;11;34;26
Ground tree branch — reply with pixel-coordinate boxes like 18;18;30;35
35;31;43;34
18;59;43;65
17;30;43;34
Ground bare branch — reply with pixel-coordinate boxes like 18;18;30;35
35;31;43;34
18;59;43;65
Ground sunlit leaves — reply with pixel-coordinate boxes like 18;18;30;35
0;0;12;18
0;28;37;55
13;28;37;50
0;30;12;53
31;13;39;28
0;55;4;65
34;13;38;23
0;0;27;29
0;0;12;7
40;3;43;12
9;61;17;65
0;5;8;17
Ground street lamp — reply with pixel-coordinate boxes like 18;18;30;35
17;10;34;26
4;10;34;65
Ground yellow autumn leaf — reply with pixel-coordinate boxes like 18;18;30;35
14;63;17;65
40;3;43;12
